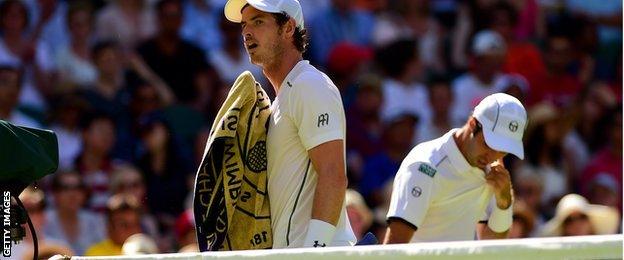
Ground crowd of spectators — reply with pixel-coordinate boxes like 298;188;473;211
0;0;621;257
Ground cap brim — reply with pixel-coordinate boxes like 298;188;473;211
224;0;247;23
482;130;524;160
224;0;282;23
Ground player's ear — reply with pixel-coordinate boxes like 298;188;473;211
284;18;296;38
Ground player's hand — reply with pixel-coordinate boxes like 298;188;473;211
485;160;512;209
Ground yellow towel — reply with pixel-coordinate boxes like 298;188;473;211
193;71;272;251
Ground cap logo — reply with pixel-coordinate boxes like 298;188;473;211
509;121;519;132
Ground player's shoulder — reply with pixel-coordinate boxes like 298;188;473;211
290;65;336;92
399;137;447;179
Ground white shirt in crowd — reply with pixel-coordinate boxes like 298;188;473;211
451;73;507;125
56;46;97;87
0;40;55;111
267;60;356;248
387;129;498;242
381;79;431;123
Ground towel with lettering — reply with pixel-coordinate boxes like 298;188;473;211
193;71;272;251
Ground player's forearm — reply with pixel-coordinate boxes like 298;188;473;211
311;164;347;225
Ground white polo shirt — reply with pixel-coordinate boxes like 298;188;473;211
387;129;497;242
267;60;356;248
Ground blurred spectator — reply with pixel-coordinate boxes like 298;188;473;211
174;209;197;252
109;164;159;241
180;0;222;54
56;2;97;89
300;0;330;25
359;112;417;207
0;0;56;111
522;103;567;216
507;0;543;41
95;0;156;51
75;113;118;212
0;64;42;128
562;83;617;182
346;74;384;181
585;174;620;210
498;73;529;104
372;0;444;73
309;0;375;65
82;41;130;116
11;185;73;260
509;200;537;239
48;93;89;171
44;172;106;255
525;33;580;107
137;0;211;103
540;194;620;237
326;42;373;107
354;0;388;14
85;194;143;256
564;0;621;80
451;30;508;125
417;75;456;143
209;16;264;88
579;106;622;210
135;115;191;238
24;0;69;57
345;189;373;240
121;233;159;255
513;167;545;228
489;2;544;81
376;39;430;130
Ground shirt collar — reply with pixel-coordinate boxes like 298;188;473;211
441;129;477;174
281;60;310;90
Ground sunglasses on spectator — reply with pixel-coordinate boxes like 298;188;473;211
563;213;588;225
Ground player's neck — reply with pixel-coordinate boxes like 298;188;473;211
263;49;303;94
453;128;472;166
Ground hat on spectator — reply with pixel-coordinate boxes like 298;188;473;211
224;0;304;29
540;194;620;237
122;234;158;255
472;30;506;56
473;93;527;159
327;42;373;77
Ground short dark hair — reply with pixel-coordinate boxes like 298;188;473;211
91;40;121;60
375;39;418;79
271;12;309;53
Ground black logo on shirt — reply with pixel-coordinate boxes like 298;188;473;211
509;121;519;132
411;186;422;197
313;240;326;247
317;113;329;127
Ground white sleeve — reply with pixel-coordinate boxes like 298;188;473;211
289;73;345;150
386;162;435;230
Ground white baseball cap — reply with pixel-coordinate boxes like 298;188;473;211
473;93;527;159
472;30;506;56
224;0;305;29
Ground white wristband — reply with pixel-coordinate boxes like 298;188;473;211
303;219;336;248
487;203;513;233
